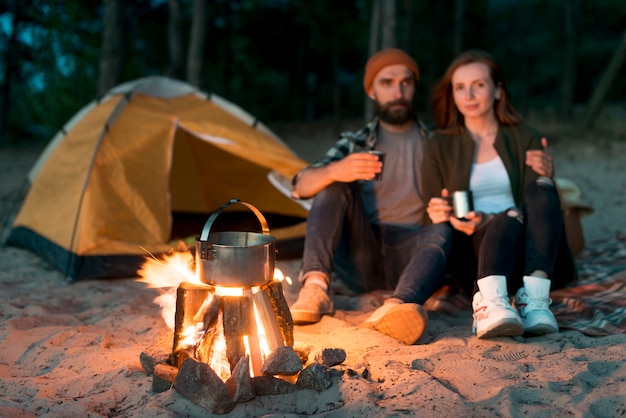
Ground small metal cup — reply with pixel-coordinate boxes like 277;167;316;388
452;190;473;219
368;150;386;181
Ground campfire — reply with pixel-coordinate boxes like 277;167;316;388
136;200;346;414
138;200;294;378
170;268;294;379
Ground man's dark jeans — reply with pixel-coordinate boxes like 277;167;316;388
300;182;452;305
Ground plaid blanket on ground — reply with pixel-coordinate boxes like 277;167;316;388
551;234;626;336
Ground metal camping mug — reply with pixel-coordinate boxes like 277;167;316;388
452;190;473;220
368;150;386;181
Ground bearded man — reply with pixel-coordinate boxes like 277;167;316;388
288;48;452;345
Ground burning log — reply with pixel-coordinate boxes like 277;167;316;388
260;280;294;346
242;288;264;377
194;319;223;375
193;295;223;369
222;295;251;372
253;288;285;351
194;292;221;327
171;282;214;368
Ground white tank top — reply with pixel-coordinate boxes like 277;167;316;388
470;157;516;214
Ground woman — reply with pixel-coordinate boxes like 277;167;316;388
422;49;576;339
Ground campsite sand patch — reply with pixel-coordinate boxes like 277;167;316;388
1;130;626;416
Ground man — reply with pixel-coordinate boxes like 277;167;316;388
289;48;453;345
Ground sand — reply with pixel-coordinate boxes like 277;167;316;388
1;131;625;417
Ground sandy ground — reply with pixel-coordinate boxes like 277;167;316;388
0;128;625;417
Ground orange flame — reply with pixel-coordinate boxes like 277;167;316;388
136;245;202;329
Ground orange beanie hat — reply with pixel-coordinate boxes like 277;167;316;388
363;48;420;92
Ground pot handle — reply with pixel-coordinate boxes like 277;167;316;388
199;198;270;243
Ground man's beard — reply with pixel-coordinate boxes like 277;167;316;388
374;99;414;125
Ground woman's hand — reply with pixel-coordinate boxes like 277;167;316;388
449;211;488;235
525;137;554;178
427;189;452;224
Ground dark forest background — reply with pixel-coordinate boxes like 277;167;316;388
0;0;624;148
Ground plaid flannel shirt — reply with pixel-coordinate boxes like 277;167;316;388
290;116;429;201
294;115;429;178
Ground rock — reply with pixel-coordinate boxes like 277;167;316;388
296;363;332;392
173;358;235;414
313;348;346;367
225;355;255;403
261;346;303;376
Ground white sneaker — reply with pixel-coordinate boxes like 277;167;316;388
472;275;523;339
514;276;559;335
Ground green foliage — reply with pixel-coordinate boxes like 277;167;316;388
0;0;101;143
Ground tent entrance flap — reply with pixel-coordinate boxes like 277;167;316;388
170;129;307;217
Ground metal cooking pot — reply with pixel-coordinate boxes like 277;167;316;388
195;199;276;287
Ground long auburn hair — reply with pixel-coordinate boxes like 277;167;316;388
430;49;523;134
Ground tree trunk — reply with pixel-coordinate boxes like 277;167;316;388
187;0;208;88
368;0;381;57
381;0;396;48
559;0;580;119
97;0;123;96
581;30;626;129
452;0;464;57
166;0;185;79
429;1;446;86
365;0;381;121
400;0;412;52
223;1;233;98
365;0;396;121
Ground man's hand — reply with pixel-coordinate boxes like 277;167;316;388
427;189;452;224
293;152;383;198
525;137;554;178
329;152;382;183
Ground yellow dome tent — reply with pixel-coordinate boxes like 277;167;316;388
8;76;308;281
